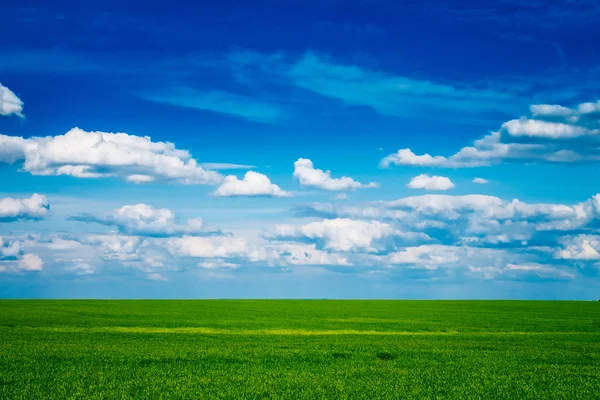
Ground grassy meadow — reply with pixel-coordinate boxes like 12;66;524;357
0;300;599;399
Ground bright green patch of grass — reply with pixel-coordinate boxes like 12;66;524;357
1;300;599;399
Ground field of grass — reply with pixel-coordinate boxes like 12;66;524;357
1;300;599;399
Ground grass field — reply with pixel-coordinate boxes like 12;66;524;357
1;300;599;399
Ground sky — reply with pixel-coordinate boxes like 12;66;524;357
1;0;600;299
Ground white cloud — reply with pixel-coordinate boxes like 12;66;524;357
125;174;156;183
385;245;460;267
269;218;400;252
0;127;223;184
380;149;448;168
296;193;600;250
67;261;96;275
556;235;600;260
0;237;22;258
148;272;168;281
199;259;240;269
166;236;257;259
18;254;43;271
469;263;575;280
0;238;43;273
473;177;489;184
578;100;600;115
0;194;50;221
505;263;575;279
407;174;455;191
214;171;291;197
294;158;378;191
274;243;350;266
502;118;593;139
199;163;256;170
387;194;503;217
71;203;219;237
530;104;573;118
0;83;24;117
381;97;600;168
82;234;145;262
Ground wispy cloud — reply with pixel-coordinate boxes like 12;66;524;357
141;87;289;124
228;51;526;118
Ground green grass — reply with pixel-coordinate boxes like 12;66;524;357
1;300;599;399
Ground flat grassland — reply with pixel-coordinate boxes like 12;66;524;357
1;300;599;399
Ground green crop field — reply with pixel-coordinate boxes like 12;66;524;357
1;300;599;399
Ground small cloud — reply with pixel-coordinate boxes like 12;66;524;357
200;163;256;170
67;262;96;275
148;273;168;281
335;193;348;200
0;83;24;118
407;174;455;191
70;203;221;237
0;194;50;222
473;178;489;184
293;158;378;191
199;259;240;269
214;171;291;197
126;174;156;184
18;254;43;271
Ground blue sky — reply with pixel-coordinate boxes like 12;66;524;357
1;0;600;299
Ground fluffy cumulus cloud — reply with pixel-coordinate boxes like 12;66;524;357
0;83;24;117
407;174;455;191
18;254;44;271
556;235;600;260
268;218;425;252
70;204;220;237
0;194;50;222
293;158;378;191
166;236;258;259
0;127;223;184
0;237;43;273
381;98;600;168
5;187;595;279
295;193;600;250
214;171;291;197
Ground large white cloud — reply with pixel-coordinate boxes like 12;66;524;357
295;193;600;248
166;235;267;261
407;174;455;191
0;83;24;117
293;158;378;191
70;203;220;237
381;97;600;168
214;171;291;197
0;194;50;222
0;127;223;184
268;218;423;252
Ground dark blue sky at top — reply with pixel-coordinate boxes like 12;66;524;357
1;0;599;202
1;0;598;188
